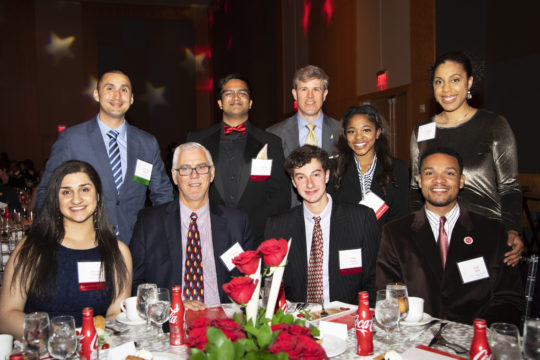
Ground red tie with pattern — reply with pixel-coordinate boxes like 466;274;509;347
438;216;449;268
183;212;204;302
307;216;324;303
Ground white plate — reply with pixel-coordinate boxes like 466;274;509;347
401;313;433;326
321;335;347;358
152;352;182;360
115;312;146;325
292;301;357;326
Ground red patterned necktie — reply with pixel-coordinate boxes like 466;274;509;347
438;216;449;268
307;216;324;303
223;123;247;135
183;212;204;302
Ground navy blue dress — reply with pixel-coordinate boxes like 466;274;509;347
24;245;111;326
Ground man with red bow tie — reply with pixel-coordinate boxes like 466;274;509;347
187;73;290;245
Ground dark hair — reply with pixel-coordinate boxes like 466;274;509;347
284;145;330;177
97;69;131;89
334;105;397;193
430;51;484;92
292;65;329;89
418;146;464;175
11;160;128;302
217;73;252;99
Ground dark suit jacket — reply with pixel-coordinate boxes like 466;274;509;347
187;121;290;245
329;154;409;225
129;199;254;302
376;209;524;325
266;114;340;157
36;117;173;245
264;200;381;306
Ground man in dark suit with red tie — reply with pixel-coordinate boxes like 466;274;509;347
187;74;290;245
376;147;523;325
264;145;380;305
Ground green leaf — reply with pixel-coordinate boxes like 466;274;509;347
206;328;235;360
189;348;207;360
257;324;273;348
244;323;260;337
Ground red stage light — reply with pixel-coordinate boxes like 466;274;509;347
57;125;66;133
377;70;388;91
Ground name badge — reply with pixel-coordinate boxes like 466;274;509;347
133;159;153;185
360;192;389;220
220;242;245;271
339;248;362;275
457;257;489;284
250;159;272;181
417;122;436;142
78;261;106;291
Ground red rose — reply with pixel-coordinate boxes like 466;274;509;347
222;277;257;305
213;318;243;332
188;317;212;330
186;326;208;350
271;324;311;337
222;329;246;342
268;332;302;358
257;238;288;267
297;335;329;360
232;250;260;275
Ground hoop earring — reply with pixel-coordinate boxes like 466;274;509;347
467;90;472;100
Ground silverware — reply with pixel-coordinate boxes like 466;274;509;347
405;319;440;342
428;322;447;347
434;334;468;354
319;299;328;317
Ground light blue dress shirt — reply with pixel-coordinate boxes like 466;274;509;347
97;116;127;184
297;113;324;147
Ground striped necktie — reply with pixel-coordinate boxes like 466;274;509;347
107;130;123;193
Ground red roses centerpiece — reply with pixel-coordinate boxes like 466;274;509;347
187;239;328;359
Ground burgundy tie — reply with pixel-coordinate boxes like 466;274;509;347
183;213;204;302
307;216;324;303
438;216;449;268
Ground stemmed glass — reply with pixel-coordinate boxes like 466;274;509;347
23;312;50;357
147;288;171;343
523;318;540;359
137;283;157;331
489;322;521;360
375;289;400;343
47;316;77;359
386;283;409;331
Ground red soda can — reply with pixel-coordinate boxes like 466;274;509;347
469;318;492;360
355;291;374;356
79;307;99;360
169;285;185;346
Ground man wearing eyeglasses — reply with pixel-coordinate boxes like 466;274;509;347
187;73;290;245
130;142;254;310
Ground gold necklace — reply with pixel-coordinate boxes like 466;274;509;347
439;108;473;126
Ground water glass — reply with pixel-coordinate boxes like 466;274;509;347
375;289;399;343
47;316;77;359
386;283;409;331
523;318;540;359
489;322;521;360
136;283;157;330
147;288;171;344
23;312;50;356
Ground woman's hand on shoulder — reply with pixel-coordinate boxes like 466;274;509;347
504;231;525;267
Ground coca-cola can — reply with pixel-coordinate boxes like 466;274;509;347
169;285;185;346
356;291;373;356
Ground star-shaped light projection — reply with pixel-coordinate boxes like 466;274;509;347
139;82;167;111
302;0;312;35
197;77;213;93
82;75;98;99
46;32;75;63
179;48;206;73
322;0;334;24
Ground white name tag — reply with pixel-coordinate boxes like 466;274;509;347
360;192;389;220
133;159;153;185
250;159;272;181
77;261;106;291
339;248;362;275
220;242;245;271
457;257;489;284
417;122;436;142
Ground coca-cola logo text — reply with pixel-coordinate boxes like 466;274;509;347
354;317;373;335
170;305;179;324
472;349;492;360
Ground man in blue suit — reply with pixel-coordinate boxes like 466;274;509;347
36;70;173;245
130;142;254;310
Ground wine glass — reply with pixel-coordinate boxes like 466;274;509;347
386;283;409;331
47;316;77;359
23;312;50;356
137;283;157;330
375;289;399;343
147;288;171;343
523;318;540;359
488;322;521;360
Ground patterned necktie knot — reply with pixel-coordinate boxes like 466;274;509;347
191;212;198;221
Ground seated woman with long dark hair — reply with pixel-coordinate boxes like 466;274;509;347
330;105;409;225
0;160;132;339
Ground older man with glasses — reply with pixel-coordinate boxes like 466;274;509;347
129;142;254;310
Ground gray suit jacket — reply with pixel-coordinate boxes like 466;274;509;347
36;117;174;245
267;113;340;206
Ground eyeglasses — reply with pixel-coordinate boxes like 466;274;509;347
173;165;212;176
222;89;250;99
